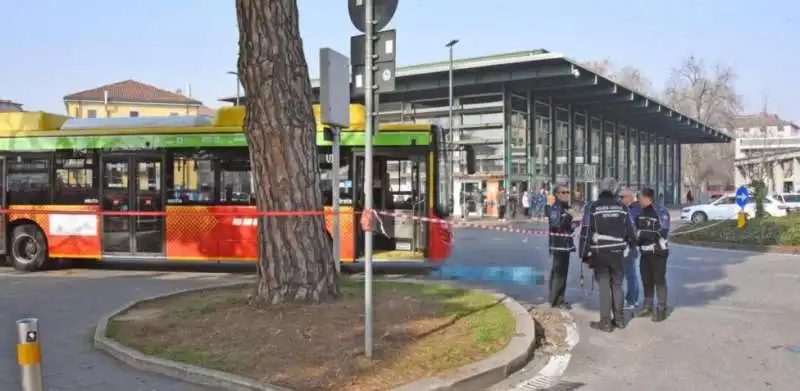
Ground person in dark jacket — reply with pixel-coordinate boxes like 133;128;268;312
579;177;637;332
633;187;671;322
548;184;576;309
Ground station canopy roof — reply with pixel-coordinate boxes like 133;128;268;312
220;49;731;144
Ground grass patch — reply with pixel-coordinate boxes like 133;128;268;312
106;278;515;391
674;214;800;246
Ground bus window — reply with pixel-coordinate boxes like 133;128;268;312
55;152;96;204
8;156;51;205
169;152;215;204
220;155;253;205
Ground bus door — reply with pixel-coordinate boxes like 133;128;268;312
0;156;6;256
353;149;428;256
100;154;165;257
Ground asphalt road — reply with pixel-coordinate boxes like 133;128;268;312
1;218;798;390
0;266;254;391
450;220;800;391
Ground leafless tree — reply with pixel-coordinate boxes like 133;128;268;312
236;0;339;304
663;56;742;194
581;59;655;95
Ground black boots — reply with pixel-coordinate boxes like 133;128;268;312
635;301;668;322
589;320;615;333
635;299;653;318
652;306;668;322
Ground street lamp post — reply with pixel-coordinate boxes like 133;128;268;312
227;71;241;106
445;39;459;215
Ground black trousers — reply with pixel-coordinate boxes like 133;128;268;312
549;251;571;306
593;257;624;323
498;205;506;219
640;253;668;309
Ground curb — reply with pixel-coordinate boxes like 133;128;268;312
94;278;537;391
672;238;800;254
93;281;291;391
506;309;579;390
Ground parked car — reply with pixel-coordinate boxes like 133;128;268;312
774;193;800;213
680;193;788;223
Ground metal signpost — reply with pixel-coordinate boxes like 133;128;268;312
736;186;748;229
348;0;398;359
17;318;43;391
319;48;352;273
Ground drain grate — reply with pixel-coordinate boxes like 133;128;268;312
510;375;585;390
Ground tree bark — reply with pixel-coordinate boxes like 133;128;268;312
235;0;339;304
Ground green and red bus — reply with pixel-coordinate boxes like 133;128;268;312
0;104;453;272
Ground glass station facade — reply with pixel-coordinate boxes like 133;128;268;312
227;50;727;219
374;92;682;217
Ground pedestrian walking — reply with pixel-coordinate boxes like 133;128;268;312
522;189;531;218
633;187;671;322
497;186;507;221
548;184;577;309
579;177;637;332
618;187;641;311
509;185;519;219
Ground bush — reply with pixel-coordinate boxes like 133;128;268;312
673;214;800;246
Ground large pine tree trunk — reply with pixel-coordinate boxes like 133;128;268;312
235;0;339;304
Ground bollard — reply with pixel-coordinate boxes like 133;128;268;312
16;318;43;391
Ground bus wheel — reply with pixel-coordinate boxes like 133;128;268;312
10;225;48;272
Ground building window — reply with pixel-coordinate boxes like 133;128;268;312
87;109;97;119
129;111;139;118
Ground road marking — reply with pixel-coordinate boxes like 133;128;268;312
508;310;579;390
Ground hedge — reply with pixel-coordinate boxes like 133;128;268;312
673;214;800;246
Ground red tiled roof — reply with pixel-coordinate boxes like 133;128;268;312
63;79;202;105
198;106;216;116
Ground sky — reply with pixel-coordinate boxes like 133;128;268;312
1;0;798;122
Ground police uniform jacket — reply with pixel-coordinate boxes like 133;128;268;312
578;190;636;267
548;200;575;253
635;203;671;256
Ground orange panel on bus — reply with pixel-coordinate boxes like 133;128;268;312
9;204;102;259
324;206;355;262
165;205;258;261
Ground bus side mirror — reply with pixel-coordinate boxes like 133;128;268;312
465;146;476;174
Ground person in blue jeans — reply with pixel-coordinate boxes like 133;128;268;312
619;187;641;310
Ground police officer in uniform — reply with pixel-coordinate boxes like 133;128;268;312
633;187;671;322
579;177;637;332
548;184;576;309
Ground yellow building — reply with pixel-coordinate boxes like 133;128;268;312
63;79;214;118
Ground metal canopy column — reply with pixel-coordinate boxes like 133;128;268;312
585;109;593;201
599;114;606;180
643;133;650;185
654;136;661;197
624;125;631;187
662;140;669;205
567;104;575;196
611;121;619;179
502;84;511;188
549;97;557;187
527;91;535;191
635;128;642;189
676;142;682;204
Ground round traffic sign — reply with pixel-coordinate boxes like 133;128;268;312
348;0;399;33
